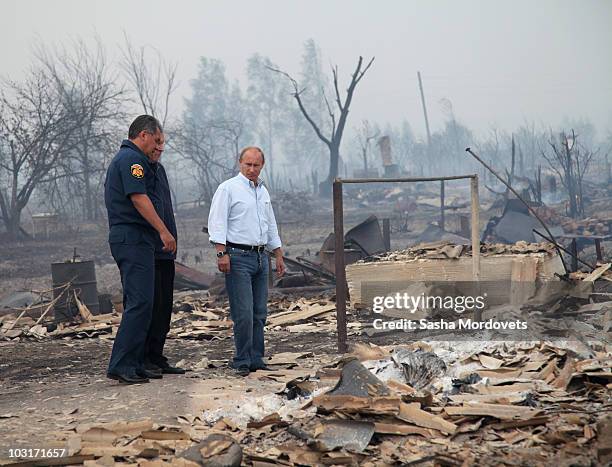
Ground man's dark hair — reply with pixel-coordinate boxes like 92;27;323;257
128;115;163;139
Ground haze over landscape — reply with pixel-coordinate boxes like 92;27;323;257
2;0;611;139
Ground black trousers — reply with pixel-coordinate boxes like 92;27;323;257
144;259;175;367
108;238;154;375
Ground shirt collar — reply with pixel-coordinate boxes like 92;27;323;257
237;172;264;188
121;139;150;160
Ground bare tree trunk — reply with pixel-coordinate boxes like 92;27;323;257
269;56;374;197
319;144;341;196
82;147;93;221
563;133;578;218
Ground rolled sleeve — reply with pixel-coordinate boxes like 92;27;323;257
266;201;282;251
119;155;148;196
207;185;229;245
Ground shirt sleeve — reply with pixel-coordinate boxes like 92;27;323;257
207;185;229;245
118;154;148;196
266;201;282;251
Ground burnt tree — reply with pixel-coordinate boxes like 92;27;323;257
270;56;374;196
120;34;178;127
0;70;79;239
541;130;596;218
356;120;380;174
36;39;127;221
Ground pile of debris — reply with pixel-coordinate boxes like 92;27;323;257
347;241;565;310
533;206;612;236
361;241;557;262
560;216;612;236
35;340;612;465
0;293;356;342
273;191;316;220
346;186;413;207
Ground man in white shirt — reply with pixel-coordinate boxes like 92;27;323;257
208;146;286;376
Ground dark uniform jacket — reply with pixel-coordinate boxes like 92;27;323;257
149;161;177;260
104;140;157;246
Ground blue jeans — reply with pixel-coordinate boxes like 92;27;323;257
225;247;269;368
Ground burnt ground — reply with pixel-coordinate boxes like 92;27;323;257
1;186;611;461
0;329;343;454
0;200;379;455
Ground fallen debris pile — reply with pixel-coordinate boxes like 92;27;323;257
347;241;565;309
362;240;558;262
532;204;612;236
0;293;359;342
27;340;611;465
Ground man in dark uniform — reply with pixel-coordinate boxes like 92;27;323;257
144;133;185;375
104;115;176;384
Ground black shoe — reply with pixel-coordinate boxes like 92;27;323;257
250;363;271;371
160;365;186;375
234;365;250;377
137;368;163;379
107;372;150;384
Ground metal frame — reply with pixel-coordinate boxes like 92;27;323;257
332;175;481;352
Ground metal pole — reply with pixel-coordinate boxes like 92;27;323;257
470;176;482;321
333;180;348;353
440;180;445;230
465;147;569;274
341;175;474;184
533;230;597;271
470;176;481;280
382;218;391;252
417;71;432;148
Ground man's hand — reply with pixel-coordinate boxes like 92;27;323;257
275;254;286;278
130;194;176;254
160;230;177;254
218;254;230;273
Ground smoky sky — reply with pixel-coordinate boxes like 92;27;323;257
2;0;611;140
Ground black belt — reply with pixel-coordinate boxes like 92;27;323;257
227;241;266;252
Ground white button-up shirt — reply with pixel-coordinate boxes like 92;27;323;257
208;173;282;250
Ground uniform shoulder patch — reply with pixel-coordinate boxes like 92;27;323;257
130;163;144;179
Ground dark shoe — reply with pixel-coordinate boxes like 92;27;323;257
107;372;150;384
234;365;250;377
160;365;186;375
250;363;271;372
137;368;163;379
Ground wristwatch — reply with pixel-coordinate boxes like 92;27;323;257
216;250;228;258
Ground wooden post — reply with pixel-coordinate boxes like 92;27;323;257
571;239;578;272
440;180;445;230
470;176;482;321
382;218;391;252
333;180;348;353
595;238;603;262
